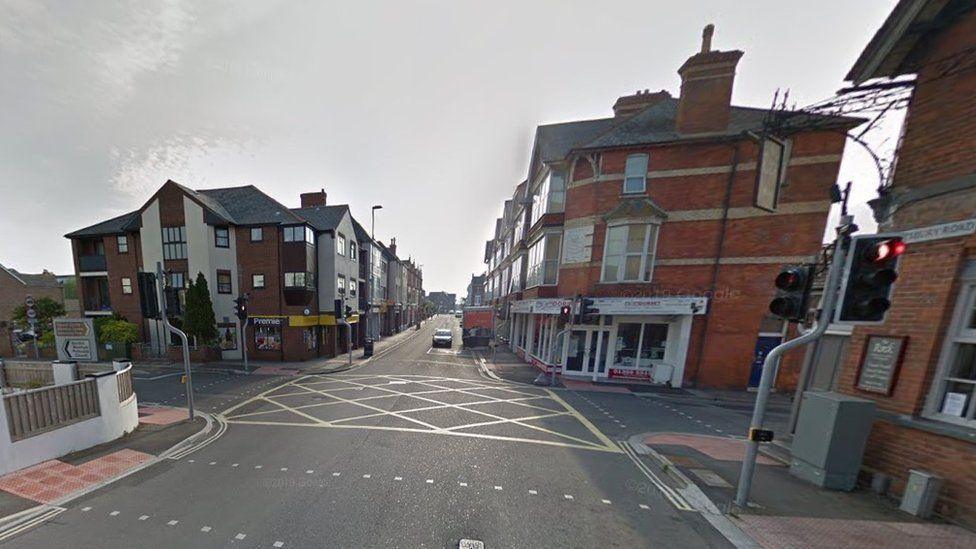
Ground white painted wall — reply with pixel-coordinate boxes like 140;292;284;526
141;199;164;350
0;367;140;476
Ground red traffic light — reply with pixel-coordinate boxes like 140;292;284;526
559;305;571;316
865;238;906;262
775;269;804;291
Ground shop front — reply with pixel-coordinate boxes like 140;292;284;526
509;296;707;387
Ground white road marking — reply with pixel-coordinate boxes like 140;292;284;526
362;474;371;478
235;533;246;540
167;520;179;526
639;504;650;510
602;499;612;504
426;479;434;484
459;482;467;487
528;490;537;495
273;542;284;548
254;465;263;469
139;515;149;521
109;511;120;516
331;472;339;476
209;462;217;465
494;486;502;491
188;459;195;463
201;526;212;532
280;467;288;471
81;507;91;512
564;495;574;500
395;476;403;481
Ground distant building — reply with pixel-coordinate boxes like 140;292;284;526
0;263;63;322
427;291;456;313
467;274;486;307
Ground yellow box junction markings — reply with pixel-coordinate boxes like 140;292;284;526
220;373;620;453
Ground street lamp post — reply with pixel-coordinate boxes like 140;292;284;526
368;205;383;344
371;204;383;240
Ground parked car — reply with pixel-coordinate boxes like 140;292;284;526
432;328;453;348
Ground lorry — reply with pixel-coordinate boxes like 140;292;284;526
461;306;494;348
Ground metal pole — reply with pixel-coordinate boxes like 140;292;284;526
157;262;194;420
340;319;352;366
242;317;249;373
733;216;853;507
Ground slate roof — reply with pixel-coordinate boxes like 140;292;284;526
0;263;61;287
65;211;140;238
535;117;618;163
197;185;303;225
292;205;349;232
351;217;371;244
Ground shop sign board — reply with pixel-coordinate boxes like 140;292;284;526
608;368;652;381
590;296;708;316
252;317;286;327
510;298;575;315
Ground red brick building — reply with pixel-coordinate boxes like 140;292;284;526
484;27;859;389
831;0;976;527
65;181;403;362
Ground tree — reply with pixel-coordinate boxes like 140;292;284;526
12;296;65;330
182;272;218;346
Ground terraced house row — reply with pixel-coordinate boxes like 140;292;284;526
481;27;860;389
66;183;423;362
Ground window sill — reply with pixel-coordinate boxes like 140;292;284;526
597;280;652;285
619;192;648;198
879;409;976;444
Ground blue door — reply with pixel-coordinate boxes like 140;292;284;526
748;333;783;389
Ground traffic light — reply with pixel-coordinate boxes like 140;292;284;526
577;297;599;323
559;304;572;322
138;273;160;319
836;235;905;323
234;294;248;322
768;265;815;321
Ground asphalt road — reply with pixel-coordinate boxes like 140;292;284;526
4;316;734;548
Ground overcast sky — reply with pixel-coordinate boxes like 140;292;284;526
0;1;899;296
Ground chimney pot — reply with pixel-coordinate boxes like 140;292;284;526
701;24;714;53
675;25;743;134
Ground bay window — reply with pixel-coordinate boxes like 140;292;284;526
929;274;976;426
601;223;659;283
526;233;561;287
530;169;566;227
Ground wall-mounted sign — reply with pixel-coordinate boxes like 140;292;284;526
590;296;708;316
856;335;908;395
902;219;976;244
251;317;285;327
53;317;98;362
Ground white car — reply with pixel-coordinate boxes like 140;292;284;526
432;329;453;348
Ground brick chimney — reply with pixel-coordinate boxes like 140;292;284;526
389;237;397;256
300;189;327;208
612;89;672;118
675;24;744;134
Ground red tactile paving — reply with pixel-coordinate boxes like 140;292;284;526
138;405;189;425
736;515;976;549
561;379;632;393
644;433;780;465
0;449;152;504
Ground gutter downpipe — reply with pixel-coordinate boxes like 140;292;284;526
690;137;740;386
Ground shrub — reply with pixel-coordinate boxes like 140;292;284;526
98;319;140;344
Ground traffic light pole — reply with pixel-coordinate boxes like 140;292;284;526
733;215;854;508
156;262;194;421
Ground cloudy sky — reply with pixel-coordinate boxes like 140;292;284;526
0;0;899;296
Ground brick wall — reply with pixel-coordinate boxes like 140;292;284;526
0;269;63;322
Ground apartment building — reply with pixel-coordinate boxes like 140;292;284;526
66;181;422;362
467;274;486;307
482;27;859;389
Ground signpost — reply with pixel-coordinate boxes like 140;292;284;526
25;296;39;358
53;317;98;362
157;262;194;420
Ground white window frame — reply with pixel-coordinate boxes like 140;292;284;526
121;277;132;294
117;235;128;253
250;227;263;242
600;222;660;283
926;274;976;428
337;274;346;294
337;234;346;256
252;274;265;289
623;154;649;194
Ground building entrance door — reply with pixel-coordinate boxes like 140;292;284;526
565;330;587;372
585;330;609;378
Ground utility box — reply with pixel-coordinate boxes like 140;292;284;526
900;469;942;518
790;391;876;490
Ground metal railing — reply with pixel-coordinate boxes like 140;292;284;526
3;378;101;442
116;368;134;402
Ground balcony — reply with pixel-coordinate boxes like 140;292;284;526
78;254;107;272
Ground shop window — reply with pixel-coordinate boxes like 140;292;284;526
255;324;282;351
117;235;128;253
215;226;230;248
611;322;669;370
602;223;659;283
929;280;976;426
216;270;232;294
304;328;317;350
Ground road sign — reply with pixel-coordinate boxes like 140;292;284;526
25;308;37;319
25;296;35;308
53;317;98;362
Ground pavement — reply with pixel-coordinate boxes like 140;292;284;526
1;315;971;547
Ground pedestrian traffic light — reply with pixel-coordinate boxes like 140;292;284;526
836;235;905;323
559;304;572;322
234;294;248;322
768;265;815;321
